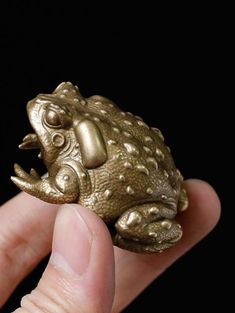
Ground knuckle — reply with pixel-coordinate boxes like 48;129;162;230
19;285;70;313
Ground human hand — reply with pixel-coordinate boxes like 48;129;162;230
0;179;220;312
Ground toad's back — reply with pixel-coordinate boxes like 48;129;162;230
76;95;183;222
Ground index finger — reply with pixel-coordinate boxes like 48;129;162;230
0;192;59;306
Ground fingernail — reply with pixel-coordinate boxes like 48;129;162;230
50;204;93;276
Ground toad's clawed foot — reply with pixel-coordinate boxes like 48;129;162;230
114;203;183;253
11;163;79;203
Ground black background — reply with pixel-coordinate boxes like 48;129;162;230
0;2;229;312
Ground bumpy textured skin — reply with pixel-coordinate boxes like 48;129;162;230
12;82;188;253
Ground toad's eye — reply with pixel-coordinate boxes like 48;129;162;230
45;110;61;127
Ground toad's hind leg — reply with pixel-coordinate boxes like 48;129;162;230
114;203;183;253
178;187;189;212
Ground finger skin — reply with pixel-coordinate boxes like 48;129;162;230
0;179;221;311
112;179;221;312
13;204;115;313
0;193;58;306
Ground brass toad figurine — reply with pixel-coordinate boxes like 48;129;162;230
12;82;188;253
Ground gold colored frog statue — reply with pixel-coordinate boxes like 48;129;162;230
11;82;188;253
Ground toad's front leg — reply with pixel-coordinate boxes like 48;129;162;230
11;164;79;203
114;203;183;253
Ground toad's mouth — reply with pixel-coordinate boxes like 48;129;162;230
19;133;43;159
11;133;46;194
19;133;41;150
11;132;79;204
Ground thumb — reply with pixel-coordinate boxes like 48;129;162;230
14;204;115;313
